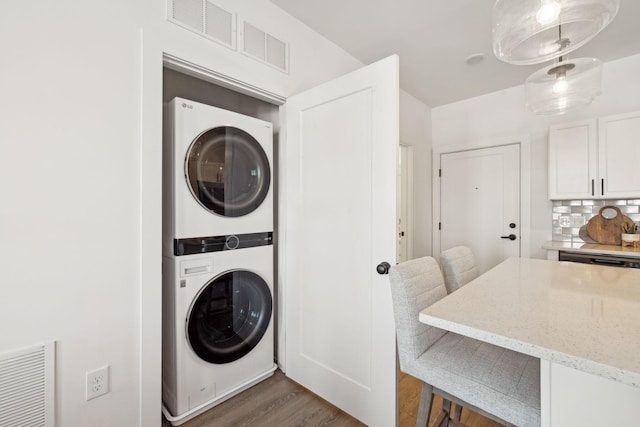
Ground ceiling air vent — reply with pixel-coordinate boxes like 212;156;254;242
240;20;289;73
169;0;236;50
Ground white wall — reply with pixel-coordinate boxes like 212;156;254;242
161;0;364;99
431;54;640;260
0;1;151;426
1;0;432;426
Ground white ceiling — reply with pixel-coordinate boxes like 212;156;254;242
269;0;640;107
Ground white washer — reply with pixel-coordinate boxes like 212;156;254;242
163;97;273;256
162;245;276;426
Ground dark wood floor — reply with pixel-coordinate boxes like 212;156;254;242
162;370;502;427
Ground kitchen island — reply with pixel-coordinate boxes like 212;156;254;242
420;257;640;426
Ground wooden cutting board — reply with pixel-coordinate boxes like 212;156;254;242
586;206;635;245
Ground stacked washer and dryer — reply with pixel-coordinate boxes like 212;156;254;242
162;97;276;425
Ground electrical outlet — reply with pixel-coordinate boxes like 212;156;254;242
86;365;110;401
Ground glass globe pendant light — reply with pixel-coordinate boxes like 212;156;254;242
525;57;603;115
492;0;620;65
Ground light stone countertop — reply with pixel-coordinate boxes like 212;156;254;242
419;257;640;388
543;240;640;258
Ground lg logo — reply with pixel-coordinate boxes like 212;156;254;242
181;103;193;109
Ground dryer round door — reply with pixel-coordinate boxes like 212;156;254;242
185;126;271;217
186;270;272;364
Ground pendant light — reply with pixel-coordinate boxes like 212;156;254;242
492;0;620;65
525;57;603;115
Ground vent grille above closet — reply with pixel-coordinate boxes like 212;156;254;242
169;0;236;49
205;2;233;46
240;20;289;73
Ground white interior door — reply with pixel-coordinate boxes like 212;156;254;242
439;144;520;273
281;55;398;426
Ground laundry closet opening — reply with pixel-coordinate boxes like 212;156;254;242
163;66;281;350
162;67;282;424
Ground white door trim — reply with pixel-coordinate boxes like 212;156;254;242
163;53;287;105
140;29;164;427
399;143;414;261
431;135;531;262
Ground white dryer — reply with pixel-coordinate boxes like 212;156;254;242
162;244;276;426
163;97;273;256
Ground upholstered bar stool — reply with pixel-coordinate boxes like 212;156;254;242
440;246;479;294
389;256;540;427
439;246;481;421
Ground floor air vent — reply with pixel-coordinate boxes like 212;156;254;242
0;342;55;427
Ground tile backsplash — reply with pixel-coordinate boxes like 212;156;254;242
552;199;640;242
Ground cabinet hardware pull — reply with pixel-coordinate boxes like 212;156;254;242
601;178;604;196
592;179;594;196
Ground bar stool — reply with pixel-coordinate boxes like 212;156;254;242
388;256;540;427
440;246;479;294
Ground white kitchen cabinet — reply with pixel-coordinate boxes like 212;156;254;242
548;119;597;199
541;360;640;427
598;111;640;198
549;110;640;199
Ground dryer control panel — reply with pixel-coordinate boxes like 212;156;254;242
174;232;272;256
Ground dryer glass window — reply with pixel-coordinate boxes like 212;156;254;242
186;126;271;217
187;270;272;364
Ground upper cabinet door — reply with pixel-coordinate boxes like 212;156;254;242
598;111;640;199
549;120;597;199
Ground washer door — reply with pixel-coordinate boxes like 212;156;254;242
187;270;272;364
185;126;270;217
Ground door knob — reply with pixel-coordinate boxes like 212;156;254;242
501;234;517;241
376;262;391;275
